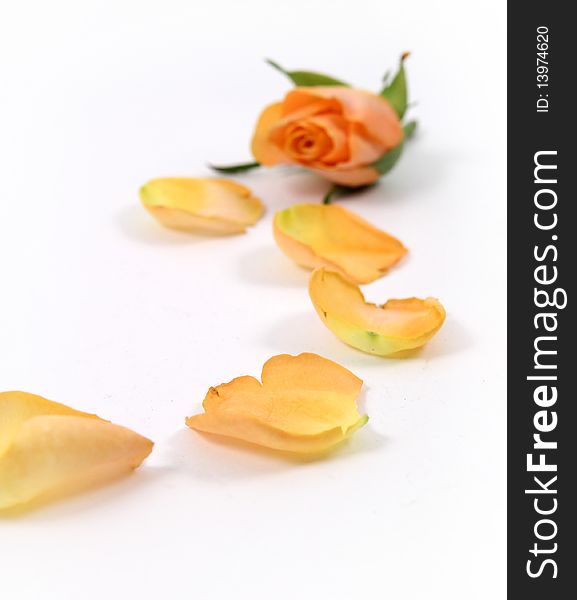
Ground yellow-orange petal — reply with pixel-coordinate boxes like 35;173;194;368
0;391;153;510
273;204;406;284
185;353;367;455
140;177;264;234
309;268;446;356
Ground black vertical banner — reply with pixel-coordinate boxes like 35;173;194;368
508;2;573;597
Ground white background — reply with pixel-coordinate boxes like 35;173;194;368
0;1;506;598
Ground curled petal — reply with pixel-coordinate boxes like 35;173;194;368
306;114;349;164
186;353;367;455
309;268;446;356
278;121;332;163
273;204;406;284
0;392;153;510
140;178;264;234
281;91;342;120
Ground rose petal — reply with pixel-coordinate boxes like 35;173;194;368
186;353;367;455
0;392;153;510
300;87;403;150
337;122;386;168
281;90;342;119
279;87;402;150
273;204;407;284
278;122;333;163
306;114;349;164
140;178;264;234
251;102;288;166
308;165;381;186
309;268;446;356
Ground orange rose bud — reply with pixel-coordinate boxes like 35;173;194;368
251;87;403;186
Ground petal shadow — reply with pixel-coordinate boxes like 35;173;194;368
236;245;310;287
164;423;385;483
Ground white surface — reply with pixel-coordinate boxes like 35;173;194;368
0;1;506;598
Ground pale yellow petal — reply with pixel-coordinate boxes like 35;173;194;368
140;177;264;234
0;392;153;510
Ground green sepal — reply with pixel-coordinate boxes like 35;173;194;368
403;120;417;139
209;162;260;174
265;59;349;87
380;52;410;119
372;120;418;176
372;144;404;176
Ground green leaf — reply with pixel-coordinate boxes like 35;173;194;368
209;162;260;174
380;52;410;119
265;59;349;87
